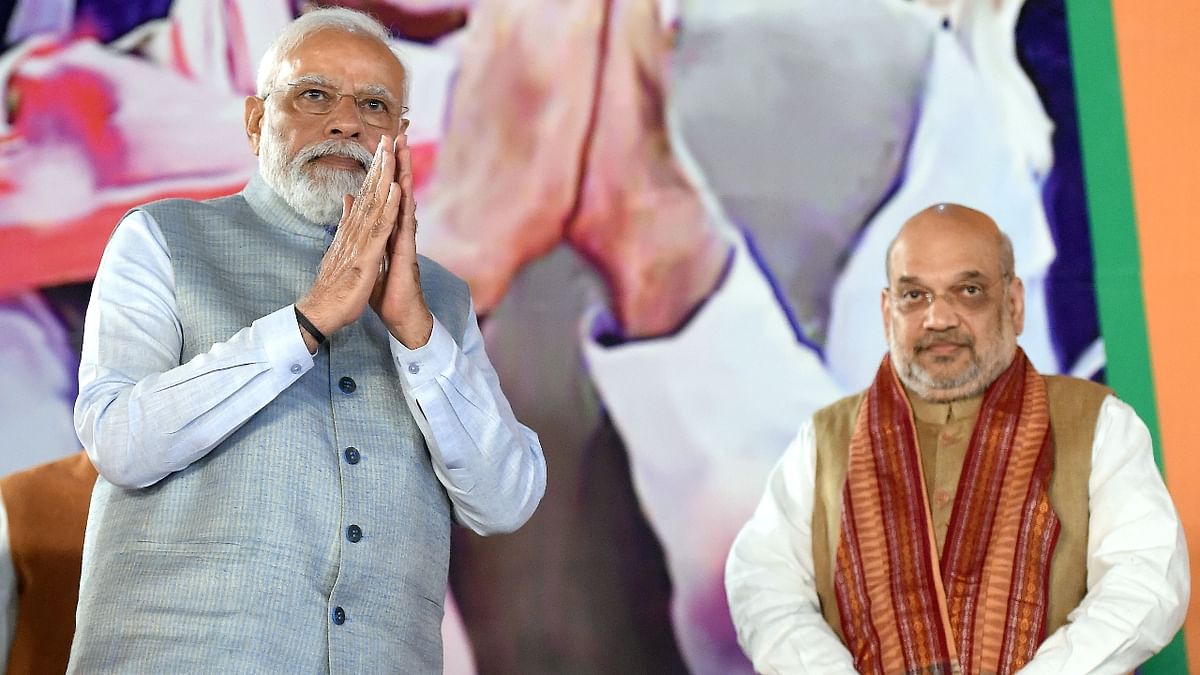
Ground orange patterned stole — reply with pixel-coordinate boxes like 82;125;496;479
834;350;1059;675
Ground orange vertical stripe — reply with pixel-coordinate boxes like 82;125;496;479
1110;1;1200;665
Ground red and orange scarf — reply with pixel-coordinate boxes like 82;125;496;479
834;350;1058;675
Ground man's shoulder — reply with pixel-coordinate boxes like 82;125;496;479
134;193;246;221
812;391;866;437
1043;374;1113;407
1041;375;1117;444
816;391;866;419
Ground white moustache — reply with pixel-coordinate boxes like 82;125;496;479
296;141;373;172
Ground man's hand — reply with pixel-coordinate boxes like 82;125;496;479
421;0;728;334
371;133;434;348
564;0;730;337
295;136;400;348
419;0;607;313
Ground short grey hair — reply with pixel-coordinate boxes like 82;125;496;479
255;7;406;97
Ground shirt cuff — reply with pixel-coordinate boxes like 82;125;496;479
260;305;315;380
389;315;456;389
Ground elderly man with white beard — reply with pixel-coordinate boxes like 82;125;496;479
67;8;545;673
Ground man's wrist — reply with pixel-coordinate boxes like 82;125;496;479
389;310;435;350
293;303;330;354
614;235;732;338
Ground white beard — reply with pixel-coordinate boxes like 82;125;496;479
258;120;373;225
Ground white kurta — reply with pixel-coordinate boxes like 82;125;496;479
725;395;1189;674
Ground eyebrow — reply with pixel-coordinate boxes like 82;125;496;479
359;84;396;100
286;76;397;102
895;270;989;285
289;74;333;87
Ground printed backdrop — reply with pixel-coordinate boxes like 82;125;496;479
0;0;1192;672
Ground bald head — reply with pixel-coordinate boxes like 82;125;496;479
881;203;1025;402
886;204;1014;285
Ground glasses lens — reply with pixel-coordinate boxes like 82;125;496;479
292;86;335;114
356;98;394;128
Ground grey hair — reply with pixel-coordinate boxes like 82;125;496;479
255;7;407;98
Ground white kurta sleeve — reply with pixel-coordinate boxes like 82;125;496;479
724;423;857;674
388;305;546;536
74;210;316;489
1017;396;1189;674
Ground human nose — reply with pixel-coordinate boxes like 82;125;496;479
324;94;364;138
921;292;961;330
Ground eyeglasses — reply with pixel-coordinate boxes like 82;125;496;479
263;82;408;129
887;279;1006;315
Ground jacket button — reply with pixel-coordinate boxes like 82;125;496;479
338;376;357;394
332;606;346;625
347;524;363;543
344;447;361;465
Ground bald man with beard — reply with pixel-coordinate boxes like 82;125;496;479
725;204;1188;674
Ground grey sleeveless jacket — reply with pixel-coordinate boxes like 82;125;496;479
69;173;470;673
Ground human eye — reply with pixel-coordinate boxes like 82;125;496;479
956;283;989;308
894;287;927;311
298;87;332;102
358;97;390;113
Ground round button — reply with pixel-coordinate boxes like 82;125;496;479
290;363;302;374
407;362;420;375
332;606;346;625
338;376;357;394
935;490;952;506
347;524;363;543
344;447;361;465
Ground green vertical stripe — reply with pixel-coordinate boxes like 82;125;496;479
1065;0;1187;672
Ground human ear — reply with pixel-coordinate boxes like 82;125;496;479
1009;276;1026;335
881;287;892;336
244;96;265;155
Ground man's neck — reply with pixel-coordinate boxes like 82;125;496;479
905;387;985;425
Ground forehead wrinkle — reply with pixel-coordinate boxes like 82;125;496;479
288;73;333;87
